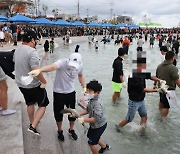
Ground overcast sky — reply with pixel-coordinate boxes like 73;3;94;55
40;0;180;27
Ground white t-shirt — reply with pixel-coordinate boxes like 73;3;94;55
53;59;83;93
137;39;144;47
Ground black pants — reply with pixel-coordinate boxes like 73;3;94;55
53;91;76;122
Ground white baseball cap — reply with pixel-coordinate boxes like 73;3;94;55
68;53;82;68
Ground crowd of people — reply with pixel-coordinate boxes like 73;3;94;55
0;24;180;153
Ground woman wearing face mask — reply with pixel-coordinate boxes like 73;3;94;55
28;46;86;141
14;30;49;136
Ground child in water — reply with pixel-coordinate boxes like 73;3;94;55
50;38;54;54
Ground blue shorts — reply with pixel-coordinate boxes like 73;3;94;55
87;123;107;145
126;99;147;122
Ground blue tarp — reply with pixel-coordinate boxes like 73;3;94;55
101;23;115;27
35;18;54;25
72;21;85;26
55;19;71;26
87;22;100;27
0;15;8;21
128;24;139;29
116;23;125;28
8;14;35;23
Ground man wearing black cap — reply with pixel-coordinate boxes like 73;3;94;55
14;30;49;135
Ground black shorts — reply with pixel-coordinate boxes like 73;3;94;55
53;91;76;122
160;93;170;109
19;86;49;107
87;123;107;145
150;43;154;45
137;47;143;51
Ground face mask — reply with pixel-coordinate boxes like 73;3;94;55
84;93;94;100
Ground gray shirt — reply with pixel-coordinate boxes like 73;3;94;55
53;59;83;93
87;96;107;129
14;44;41;88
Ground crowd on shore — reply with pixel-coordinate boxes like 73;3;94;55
0;21;180;46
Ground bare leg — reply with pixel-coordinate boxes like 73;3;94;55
119;119;128;127
98;139;106;149
112;92;120;102
161;108;169;118
69;121;75;130
45;52;48;59
89;144;98;154
140;116;147;126
56;121;63;131
32;107;46;128
0;80;8;110
27;105;35;124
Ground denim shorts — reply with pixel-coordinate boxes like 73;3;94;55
126;99;147;122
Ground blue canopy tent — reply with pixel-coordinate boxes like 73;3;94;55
128;24;139;29
87;22;101;27
0;15;8;22
101;23;115;27
55;19;71;26
116;23;125;28
35;18;54;25
72;21;85;26
8;14;35;23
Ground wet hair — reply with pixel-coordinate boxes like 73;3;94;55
86;80;102;93
160;46;168;52
118;47;125;56
165;51;175;60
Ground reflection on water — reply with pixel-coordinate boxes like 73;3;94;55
50;39;180;154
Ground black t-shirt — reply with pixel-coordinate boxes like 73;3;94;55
10;24;17;34
0;50;15;79
112;57;123;83
128;72;151;101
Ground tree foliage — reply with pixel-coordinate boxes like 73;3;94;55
0;0;33;16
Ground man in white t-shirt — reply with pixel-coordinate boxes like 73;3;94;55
28;52;86;141
137;35;144;51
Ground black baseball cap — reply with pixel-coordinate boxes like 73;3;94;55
23;30;38;40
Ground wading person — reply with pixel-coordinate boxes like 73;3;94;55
112;48;126;103
116;57;160;131
156;51;180;119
